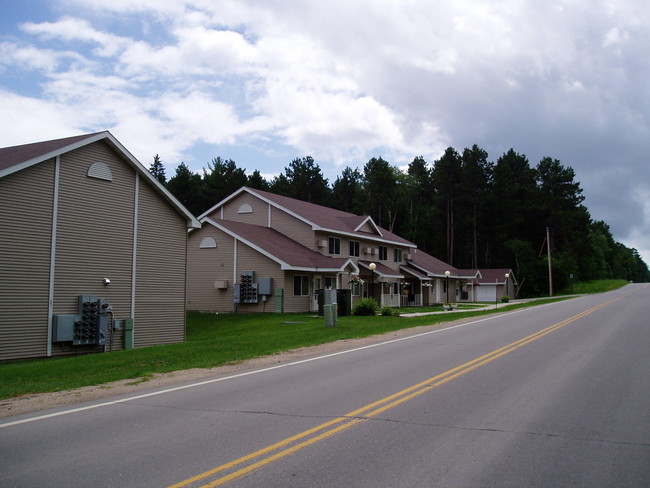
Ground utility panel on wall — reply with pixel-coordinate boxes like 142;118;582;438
52;295;110;346
234;271;258;303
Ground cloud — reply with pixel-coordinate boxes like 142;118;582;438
21;17;130;57
1;0;649;263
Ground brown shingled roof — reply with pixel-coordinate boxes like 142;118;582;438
206;218;355;271
0;132;104;174
408;248;459;277
238;187;416;246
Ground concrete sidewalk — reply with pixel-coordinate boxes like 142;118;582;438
399;298;548;317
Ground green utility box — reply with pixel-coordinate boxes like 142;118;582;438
123;318;134;349
274;288;284;313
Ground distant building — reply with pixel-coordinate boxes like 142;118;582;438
186;187;472;313
0;132;199;361
459;268;517;301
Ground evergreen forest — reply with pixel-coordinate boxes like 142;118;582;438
149;147;650;297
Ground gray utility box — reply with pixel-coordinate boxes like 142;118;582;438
52;314;77;342
323;289;338;326
52;295;109;346
258;277;273;296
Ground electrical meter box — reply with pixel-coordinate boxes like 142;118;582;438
52;295;111;346
52;314;77;342
237;271;259;303
258;277;273;296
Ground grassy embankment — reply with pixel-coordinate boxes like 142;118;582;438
0;280;627;400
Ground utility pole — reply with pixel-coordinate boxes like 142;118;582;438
547;226;553;297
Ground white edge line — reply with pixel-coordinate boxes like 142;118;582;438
0;304;550;429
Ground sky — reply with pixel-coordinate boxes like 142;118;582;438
1;0;648;265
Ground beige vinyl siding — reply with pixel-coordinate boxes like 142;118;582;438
269;207;314;249
283;271;311;313
135;178;187;346
357;221;378;234
218;192;269;226
0;162;54;360
52;142;136;356
186;227;235;312
233;244;285;313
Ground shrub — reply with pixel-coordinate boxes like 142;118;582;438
381;306;400;317
500;295;510;303
353;298;380;316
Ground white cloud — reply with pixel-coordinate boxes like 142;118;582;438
2;0;650;264
0;90;82;146
21;17;130;57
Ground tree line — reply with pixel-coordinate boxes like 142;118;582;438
149;147;650;296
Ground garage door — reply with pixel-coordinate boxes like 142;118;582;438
476;285;495;302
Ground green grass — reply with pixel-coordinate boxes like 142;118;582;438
0;297;570;400
559;279;629;295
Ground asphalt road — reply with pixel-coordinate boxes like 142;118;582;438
1;284;649;487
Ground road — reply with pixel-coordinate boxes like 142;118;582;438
1;284;649;487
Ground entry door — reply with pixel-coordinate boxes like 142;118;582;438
311;275;322;312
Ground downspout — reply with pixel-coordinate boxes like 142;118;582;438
129;173;139;348
232;239;238;313
46;155;61;357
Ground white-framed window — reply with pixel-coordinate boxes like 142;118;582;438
328;237;341;255
349;240;360;257
394;248;402;262
293;275;310;296
378;246;388;260
325;276;336;289
351;282;362;296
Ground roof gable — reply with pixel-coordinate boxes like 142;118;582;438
0;132;104;176
0;131;199;228
473;268;515;284
201;186;413;247
203;218;358;272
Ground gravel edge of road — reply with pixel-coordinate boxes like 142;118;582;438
1;316;484;419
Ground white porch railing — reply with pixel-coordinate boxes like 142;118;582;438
380;294;400;307
400;294;421;307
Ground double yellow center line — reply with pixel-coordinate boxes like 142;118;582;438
168;297;621;488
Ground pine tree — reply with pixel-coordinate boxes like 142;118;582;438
149;154;166;184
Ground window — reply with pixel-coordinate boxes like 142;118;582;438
293;275;310;296
328;237;341;255
238;203;253;214
394;248;403;262
325;276;336;289
378;246;388;260
351;282;362;296
349;240;360;257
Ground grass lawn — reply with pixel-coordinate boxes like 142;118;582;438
0;298;572;400
5;275;633;401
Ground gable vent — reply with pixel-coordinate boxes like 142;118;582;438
87;162;113;181
200;237;217;248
